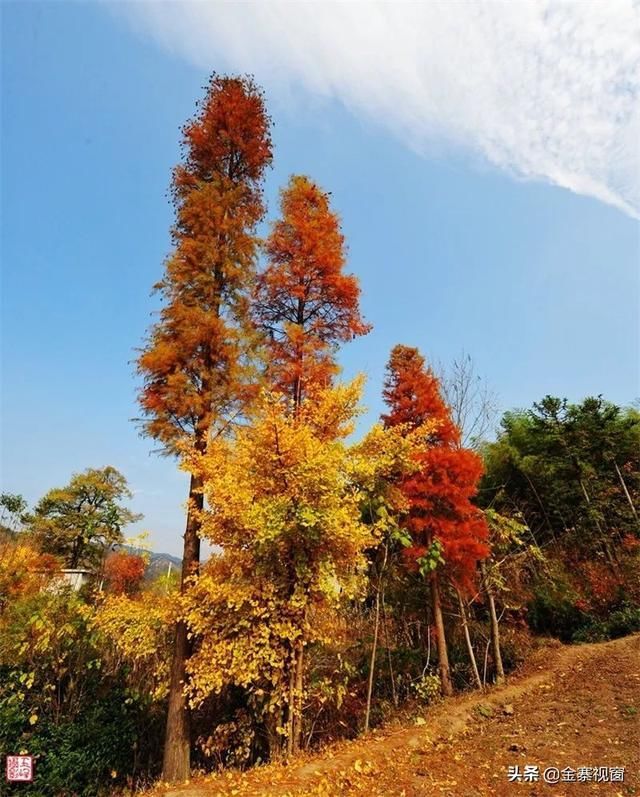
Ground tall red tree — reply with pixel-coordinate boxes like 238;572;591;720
136;74;272;781
382;344;488;695
254;175;370;412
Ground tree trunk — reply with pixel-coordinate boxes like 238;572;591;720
70;536;83;569
364;586;381;732
162;472;203;783
521;470;556;541
162;620;191;782
480;560;504;684
578;477;617;567
482;634;491;687
265;706;284;762
614;459;639;524
286;646;296;758
456;587;482;690
430;571;453;696
364;544;388;731
291;639;305;753
381;595;398;709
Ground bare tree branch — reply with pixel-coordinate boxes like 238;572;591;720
436;351;499;450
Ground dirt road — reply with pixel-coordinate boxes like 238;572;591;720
155;634;639;796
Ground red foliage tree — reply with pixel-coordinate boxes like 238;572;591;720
254;175;370;411
382;344;489;695
136;74;272;782
104;551;146;596
138;75;272;456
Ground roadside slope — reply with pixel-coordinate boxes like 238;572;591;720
155;634;639;796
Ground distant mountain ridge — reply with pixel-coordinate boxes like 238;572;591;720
145;552;182;581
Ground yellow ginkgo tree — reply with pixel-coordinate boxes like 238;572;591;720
182;380;381;758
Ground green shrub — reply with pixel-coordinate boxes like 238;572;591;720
0;587;164;795
606;606;640;637
1;697;128;796
411;673;441;704
527;575;590;641
0;674;162;796
572;605;640;643
571;622;607;643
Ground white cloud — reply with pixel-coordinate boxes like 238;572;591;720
119;1;640;218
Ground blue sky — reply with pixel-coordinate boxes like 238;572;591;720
2;2;638;557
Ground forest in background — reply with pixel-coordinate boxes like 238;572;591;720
1;75;638;797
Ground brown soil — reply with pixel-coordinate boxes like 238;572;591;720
152;634;639;797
